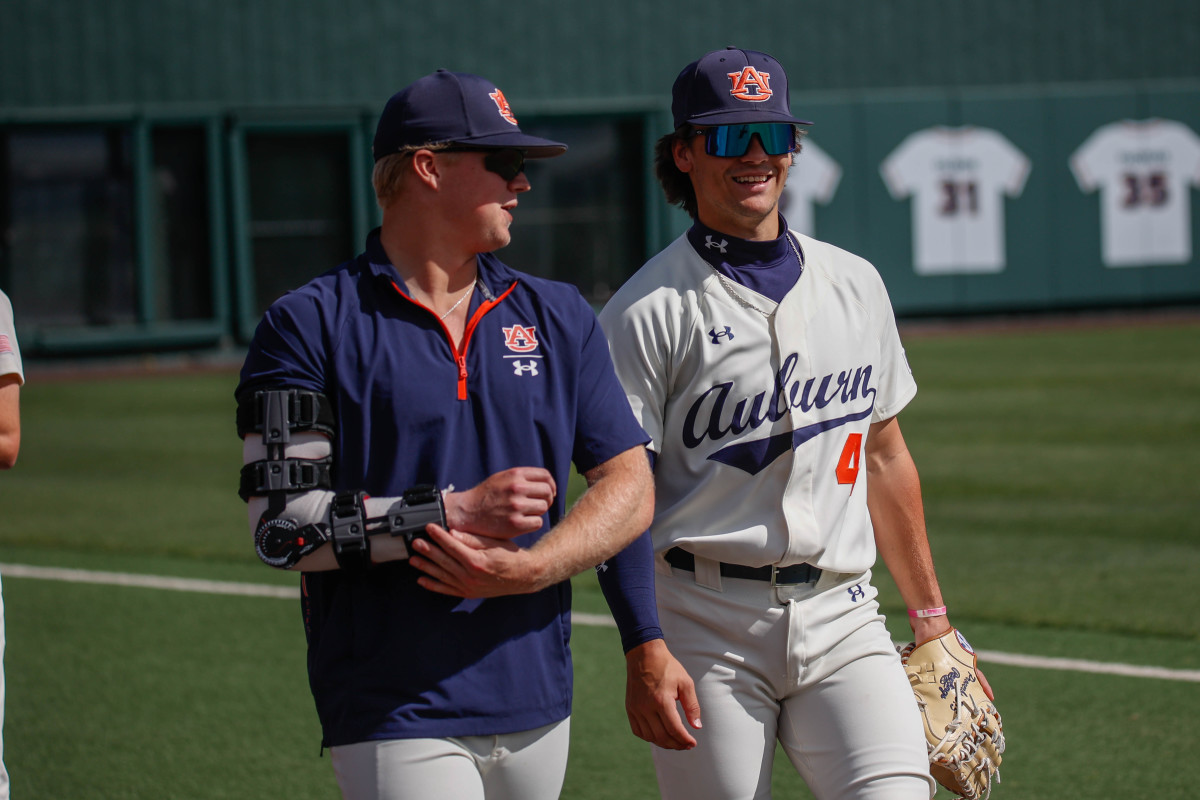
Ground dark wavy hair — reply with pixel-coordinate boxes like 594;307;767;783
654;124;807;219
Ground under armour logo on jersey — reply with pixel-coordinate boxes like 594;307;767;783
489;89;519;125
502;324;539;353
704;235;729;253
727;67;774;102
709;326;735;344
512;360;539;377
847;584;866;602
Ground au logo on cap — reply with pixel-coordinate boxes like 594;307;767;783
489;89;519;125
727;67;773;102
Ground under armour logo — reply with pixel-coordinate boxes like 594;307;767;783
847;584;866;602
708;326;734;344
704;235;728;253
513;360;539;376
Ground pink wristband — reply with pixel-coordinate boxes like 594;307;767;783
908;606;947;619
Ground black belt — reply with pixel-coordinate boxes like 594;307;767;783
665;547;821;585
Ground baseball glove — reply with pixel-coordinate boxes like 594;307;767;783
899;628;1004;800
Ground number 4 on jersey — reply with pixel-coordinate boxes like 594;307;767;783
836;433;864;488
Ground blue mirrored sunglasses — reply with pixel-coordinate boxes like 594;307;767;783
693;123;798;158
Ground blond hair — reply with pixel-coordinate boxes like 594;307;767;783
372;142;458;208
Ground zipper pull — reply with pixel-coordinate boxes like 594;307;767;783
455;354;468;400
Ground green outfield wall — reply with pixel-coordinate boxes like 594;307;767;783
794;82;1200;315
1;0;1197;354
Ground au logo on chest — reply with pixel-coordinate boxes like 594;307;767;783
502;324;539;353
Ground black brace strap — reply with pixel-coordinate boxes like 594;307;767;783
330;491;371;570
390;485;446;551
326;486;447;571
236;388;336;440
239;457;333;502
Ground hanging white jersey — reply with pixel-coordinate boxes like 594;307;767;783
881;126;1030;275
780;140;843;238
1070;118;1200;267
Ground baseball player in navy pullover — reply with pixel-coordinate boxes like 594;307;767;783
236;70;693;799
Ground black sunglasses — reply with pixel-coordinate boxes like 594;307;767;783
442;147;527;181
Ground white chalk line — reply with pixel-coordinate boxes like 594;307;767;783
2;563;299;599
5;562;1200;683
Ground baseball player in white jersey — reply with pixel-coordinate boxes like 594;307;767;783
0;287;24;800
598;48;994;800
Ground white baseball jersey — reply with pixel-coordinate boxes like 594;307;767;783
1070;118;1200;267
780;140;842;237
0;288;19;800
598;231;916;574
0;290;22;384
881;126;1030;275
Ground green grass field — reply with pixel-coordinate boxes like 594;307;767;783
2;317;1199;799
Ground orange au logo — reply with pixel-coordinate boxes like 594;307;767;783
489;89;519;126
502;324;539;352
727;67;773;102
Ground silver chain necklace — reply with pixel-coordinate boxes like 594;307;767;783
439;281;477;320
710;232;803;318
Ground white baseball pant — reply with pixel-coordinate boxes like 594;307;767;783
329;718;569;800
652;563;934;800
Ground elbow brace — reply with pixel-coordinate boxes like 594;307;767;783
238;388;336;568
326;485;447;570
238;388;447;570
237;388;336;504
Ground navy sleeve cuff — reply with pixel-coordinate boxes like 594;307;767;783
596;529;662;653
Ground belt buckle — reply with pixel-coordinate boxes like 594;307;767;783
771;564;814;605
771;564;795;605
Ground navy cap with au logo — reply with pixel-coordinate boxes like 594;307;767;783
372;70;567;161
671;47;813;130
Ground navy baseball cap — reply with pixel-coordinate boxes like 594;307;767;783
372;70;567;161
671;47;812;130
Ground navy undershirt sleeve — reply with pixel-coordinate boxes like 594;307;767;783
595;449;662;652
596;530;662;652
